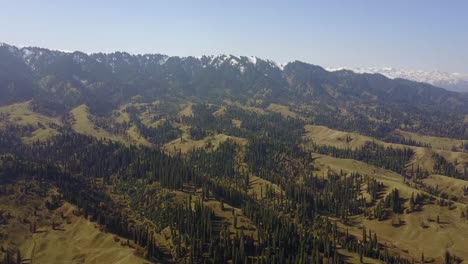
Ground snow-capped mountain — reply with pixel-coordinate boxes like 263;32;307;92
3;42;468;132
0;42;285;75
326;66;468;92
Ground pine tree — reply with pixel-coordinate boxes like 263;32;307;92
16;249;21;264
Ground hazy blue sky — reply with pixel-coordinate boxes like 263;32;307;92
1;0;467;72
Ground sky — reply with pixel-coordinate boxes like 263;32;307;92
1;0;467;73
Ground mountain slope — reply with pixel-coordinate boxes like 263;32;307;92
1;43;467;139
327;66;468;92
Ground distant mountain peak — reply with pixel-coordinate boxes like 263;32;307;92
326;66;468;92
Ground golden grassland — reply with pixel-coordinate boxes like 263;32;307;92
266;103;299;119
126;125;152;147
338;249;384;264
70;104;123;142
178;103;193;118
232;119;242;128
3;99;468;262
0;101;60;142
304;125;468;174
113;105;130;124
0;181;148;264
0;101;60;127
394;129;468;152
360;204;468;262
213;106;227;117
247;175;281;199
223;100;267;115
304;125;378;149
164;124;247;154
422;174;468;203
313;153;468;261
312;153;419;198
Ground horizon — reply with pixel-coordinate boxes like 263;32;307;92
3;41;468;77
1;1;467;73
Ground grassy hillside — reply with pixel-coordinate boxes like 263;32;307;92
70;104;123;142
164;127;247;154
0;181;148;264
313;153;468;261
0;101;60;142
267;103;300;119
304;124;468;176
394;129;468;152
2;99;468;263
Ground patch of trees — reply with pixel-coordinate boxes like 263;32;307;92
432;153;467;180
407;164;430;180
245;137;313;184
138;119;181;146
188;125;208;140
126;106;181;145
314;141;414;174
382;134;431;148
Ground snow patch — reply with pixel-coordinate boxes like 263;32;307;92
247;56;257;65
158;56;169;65
267;59;284;71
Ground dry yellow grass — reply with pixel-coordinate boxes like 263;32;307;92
267;103;299;118
0;101;60;142
213;106;227;117
0;182;148;264
70;104;123;142
313;153;418;197
0;101;60;127
202;197;257;239
26;128;59;143
20;204;149;264
232;119;242;128
113;105;130;124
304;125;379;150
306;124;468;260
394;129;467;152
304;125;468;176
164;129;247;154
223;100;267;115
139;104;166;128
315;153;468;261
338;249;384;264
360;204;468;261
140;114;165;129
178;103;193;118
126;125;152;147
422;175;468;203
247;175;282;199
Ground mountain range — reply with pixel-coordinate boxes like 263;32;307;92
1;42;467;139
327;66;468;92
